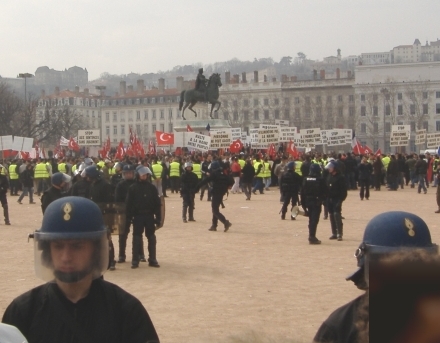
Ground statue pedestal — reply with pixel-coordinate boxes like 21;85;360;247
173;119;230;132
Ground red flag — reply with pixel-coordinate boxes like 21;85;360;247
148;140;156;155
115;140;125;160
125;145;135;157
68;137;80;152
187;124;193;132
352;137;363;155
34;140;39;156
363;145;373;155
286;139;298;158
105;136;111;151
20;151;29;160
267;143;276;159
229;139;243;153
129;126;135;146
137;140;145;157
41;147;46;159
175;147;182;156
155;131;174;145
375;148;382;157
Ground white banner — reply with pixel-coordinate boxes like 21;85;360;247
300;128;322;146
278;127;297;142
390;125;410;147
11;136;24;151
415;129;426;145
426;133;440;149
250;129;265;149
344;129;353;144
231;128;242;140
0;135;13;150
326;129;348;147
275;119;289;127
186;133;211;152
320;130;329;145
259;124;280;130
77;130;101;146
258;128;279;145
210;131;232;150
22;138;34;153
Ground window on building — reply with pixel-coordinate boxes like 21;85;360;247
264;99;269;106
409;92;416;101
144;124;148;134
436;103;440;114
373;94;378;101
244;111;249;121
316;96;321;104
274;110;280;119
385;122;391;132
423;92;428;99
151;98;156;104
253;99;259;107
436;121;440;131
338;108;343;117
113;126;117;134
121;125;125;135
398;105;403;115
160;124;165;132
106;126;110;135
264;110;269;120
423;104;428;114
316;108;322;117
423;121;429;130
144;110;148;120
361;123;366;133
233;100;238;107
372;106;378;117
169;123;173;132
295;97;300;104
136;111;140;120
305;109;311;117
295;109;300;119
349;95;354;102
113;113;117;121
284;109;289;119
284;98;290;105
349;107;355;116
128;111;133;121
397;93;403;100
385;105;391;116
410;104;416;115
233;111;238;121
152;124;156;134
152;110;156;119
243;99;249;107
373;123;379;133
136;125;141;135
361;106;366;116
160;110;164;119
327;96;332;103
361;94;365;102
159;97;164;103
254;110;259;120
169;109;173;118
305;96;310;105
120;112;125;121
385;93;390;101
105;112;109;122
338;95;343;102
410;122;416;132
436;91;440;98
144;98;148;104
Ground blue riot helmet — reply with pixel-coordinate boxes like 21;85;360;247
82;165;100;179
325;160;338;172
122;164;136;180
51;172;72;191
33;197;109;282
286;161;295;170
309;163;321;176
137;166;152;179
184;161;193;170
346;211;437;290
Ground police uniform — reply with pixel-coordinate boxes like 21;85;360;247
301;165;327;244
326;162;347;240
41;186;65;214
0;169;10;225
200;159;212;201
280;164;302;220
126;174;161;268
180;165;199;222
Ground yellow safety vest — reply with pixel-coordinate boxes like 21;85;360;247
34;163;49;179
58;163;67;173
9;164;18;179
97;161;105;169
152;163;163;178
72;165;77;174
254;161;264;178
192;163;202;179
170;162;180;177
295;161;303;176
238;159;245;169
108;166;115;175
263;162;270;178
0;168;5;175
382;157;390;169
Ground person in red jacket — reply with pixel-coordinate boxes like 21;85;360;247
230;157;241;194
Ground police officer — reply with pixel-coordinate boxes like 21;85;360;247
313;211;438;343
0;164;10;225
126;166;162;268
196;161;232;232
180;161;199;223
110;162;123;188
41;172;71;213
114;165;139;263
325;160;347;241
301;164;327;244
69;166;92;198
280;162;302;220
200;154;212;201
2;197;160;342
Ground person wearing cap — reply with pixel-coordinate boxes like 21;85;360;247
2;197;160;342
301;164;327;244
274;155;289;202
180;161;199;223
313;211;438;343
40;173;71;213
126;166;162;268
241;158;255;201
17;163;36;205
196;160;233;232
280;161;302;220
325;160;347;240
0;164;11;225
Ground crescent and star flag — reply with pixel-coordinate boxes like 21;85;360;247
174;147;182;156
351;133;363;155
287;139;299;159
187;124;193;132
68;137;80;152
375;148;382;157
267;143;276;159
115;140;125;160
129;126;135;145
155;131;174;145
229;139;243;153
148;140;156;155
363;145;373;155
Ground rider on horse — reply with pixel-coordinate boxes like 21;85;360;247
195;68;207;102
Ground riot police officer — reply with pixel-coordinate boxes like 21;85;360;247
126;166;162;268
301;164;327;244
180;161;199;223
325;160;347;241
41;172;71;214
280;162;302;220
0;164;10;225
2;197;160;342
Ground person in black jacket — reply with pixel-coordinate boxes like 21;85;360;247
114;164;138;263
280;161;302;220
126;166;162;268
415;154;428;194
344;153;357;190
2;197;160;343
241;158;255;200
40;172;71;213
180;161;199;223
17;163;36;205
196;161;233;232
0;164;10;225
358;157;373;200
326;160;347;241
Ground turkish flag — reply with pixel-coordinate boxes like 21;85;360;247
375;148;382;157
20;151;29;160
286;139;298;159
352;137;363;155
229;139;243;153
174;147;182;156
267;143;276;159
363;145;373;155
129;126;135;146
68;137;80;152
115;140;125;160
148;140;156;155
155;131;174;145
187;124;193;132
137;140;145;157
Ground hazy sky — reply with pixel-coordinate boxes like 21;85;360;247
1;0;439;80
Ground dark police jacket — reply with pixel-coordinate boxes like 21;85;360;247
197;170;233;196
281;170;302;194
0;174;9;194
126;180;161;222
2;278;160;343
180;171;199;194
69;179;91;199
41;187;66;214
326;172;347;201
114;179;135;203
301;175;327;203
90;178;113;204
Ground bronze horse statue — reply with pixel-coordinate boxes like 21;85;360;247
179;73;222;120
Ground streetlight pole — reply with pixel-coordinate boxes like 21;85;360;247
17;73;33;106
95;86;106;146
380;88;388;152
